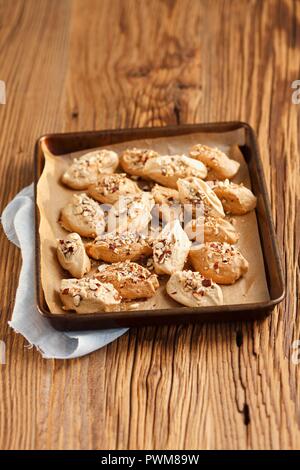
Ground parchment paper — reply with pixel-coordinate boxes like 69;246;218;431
37;129;270;314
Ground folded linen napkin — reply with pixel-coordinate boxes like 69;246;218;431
1;184;128;359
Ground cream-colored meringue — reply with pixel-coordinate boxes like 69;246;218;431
166;270;223;307
57;232;91;278
189;144;240;180
96;261;159;299
119;148;159;177
86;231;152;262
189;241;249;285
60;193;105;238
212;180;257;215
151;184;183;223
107;192;155;233
177;177;225;218
61;150;119;190
88;173;141;204
185;216;239;244
144;155;207;189
153;220;191;275
151;184;179;205
60;277;121;314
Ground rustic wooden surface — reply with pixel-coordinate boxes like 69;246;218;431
0;0;299;450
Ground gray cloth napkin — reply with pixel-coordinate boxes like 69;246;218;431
1;184;128;359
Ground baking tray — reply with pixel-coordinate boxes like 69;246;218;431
34;122;285;330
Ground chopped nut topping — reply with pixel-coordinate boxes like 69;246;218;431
190;144;225;167
69;150;117;179
197;242;243;270
93;231;148;252
158;156;200;178
72;193;102;222
59;236;79;258
97;260;153;284
60;277;121;305
94;174;127;195
180;270;214;296
122;148;158;169
153;233;176;264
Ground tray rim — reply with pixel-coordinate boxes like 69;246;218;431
34;121;286;327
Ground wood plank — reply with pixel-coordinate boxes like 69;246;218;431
0;0;72;450
0;0;299;450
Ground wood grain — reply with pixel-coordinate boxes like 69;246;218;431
0;0;299;450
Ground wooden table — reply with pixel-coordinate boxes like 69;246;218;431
0;0;299;450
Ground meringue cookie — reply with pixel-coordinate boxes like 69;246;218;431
177;177;225;218
61;150;119;190
189;241;249;285
151;184;179;205
59;193;105;238
151;184;183;223
88;173;141;204
189;144;240;180
60;277;121;314
107;192;155;233
57;232;91;278
185;216;239;244
212;180;257;215
119;148;159;177
144;155;207;189
166;270;223;307
85;231;152;262
153;220;191;275
96;261;159;299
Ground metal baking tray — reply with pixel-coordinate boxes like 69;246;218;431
34;122;285;330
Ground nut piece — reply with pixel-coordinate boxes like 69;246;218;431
96;261;159;299
211;180;257;215
144;155;207;189
166;270;223;307
177;177;225;218
189;241;249;285
119;148;159;178
60;277;121;314
61;150;119;189
85;231;152;262
185;216;239;244
107;192;155;233
88;173;141;204
153;220;191;275
57;232;91;278
190;144;240;180
59;193;105;238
